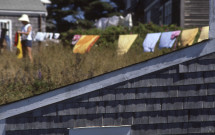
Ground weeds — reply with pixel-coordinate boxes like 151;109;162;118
0;23;201;105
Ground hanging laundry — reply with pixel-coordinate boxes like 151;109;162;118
159;31;181;49
14;32;19;46
95;14;133;29
143;33;161;52
73;35;100;54
45;32;50;39
54;33;60;39
72;35;81;45
124;13;133;29
171;30;181;39
159;32;176;49
181;28;198;46
34;32;46;41
49;33;53;39
198;26;209;42
95;18;109;29
16;33;23;59
117;34;138;55
107;16;120;27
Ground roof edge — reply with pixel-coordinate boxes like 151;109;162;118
0;10;47;16
0;39;215;120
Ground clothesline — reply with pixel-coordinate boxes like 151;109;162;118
71;26;209;55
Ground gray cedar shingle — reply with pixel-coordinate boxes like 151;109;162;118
199;53;215;60
146;99;161;112
208;108;215;121
74;94;89;102
133;112;148;125
201;109;210;122
75;115;87;127
125;100;136;113
204;71;215;83
179;63;188;73
197;59;215;72
203;96;214;108
156;123;172;135
121;113;133;125
167;86;178;98
162;98;183;111
189;109;202;122
207;84;215;96
155;74;174;86
197;84;207;96
173;74;185;85
200;122;215;133
183;72;204;85
115;89;136;100
105;101;117;113
116;101;125;113
131;125;144;135
101;89;115;101
136;87;151;99
88;90;102;102
61;116;75;128
159;66;178;74
58;103;79;116
184;97;203;109
23;117;34;129
150;87;168;99
103;113;121;126
149;111;167;124
170;123;188;134
135;100;147;112
188;122;201;133
33;117;47;129
86;114;102;127
86;102;97;114
168;110;188;123
178;85;197;97
188;60;198;72
141;124;157;135
96;102;106;114
78;102;94;115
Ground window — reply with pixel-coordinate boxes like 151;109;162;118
146;10;151;23
69;126;131;135
0;20;12;51
164;0;172;25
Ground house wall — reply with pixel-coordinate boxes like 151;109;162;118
4;52;215;135
0;15;46;47
143;0;209;28
183;0;209;28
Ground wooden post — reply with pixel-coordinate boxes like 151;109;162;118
209;0;215;39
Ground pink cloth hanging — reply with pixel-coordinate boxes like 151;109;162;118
171;30;181;39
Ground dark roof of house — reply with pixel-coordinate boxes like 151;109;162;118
0;0;46;14
0;39;215;121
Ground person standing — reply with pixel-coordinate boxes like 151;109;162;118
18;14;33;63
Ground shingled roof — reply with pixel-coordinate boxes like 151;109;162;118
0;39;214;120
1;39;215;134
0;0;47;15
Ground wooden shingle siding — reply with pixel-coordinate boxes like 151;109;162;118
184;0;209;28
4;52;215;135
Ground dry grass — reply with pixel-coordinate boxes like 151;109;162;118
0;39;175;105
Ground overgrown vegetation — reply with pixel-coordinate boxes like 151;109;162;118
0;23;201;105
